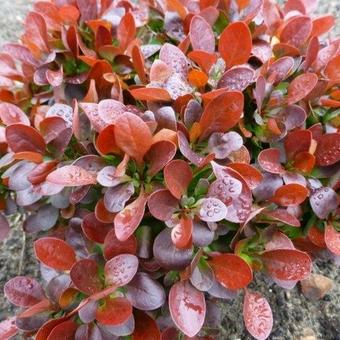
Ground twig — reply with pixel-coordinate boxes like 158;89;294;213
18;220;26;276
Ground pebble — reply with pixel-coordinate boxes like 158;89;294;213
301;273;333;300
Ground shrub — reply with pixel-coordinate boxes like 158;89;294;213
0;0;339;339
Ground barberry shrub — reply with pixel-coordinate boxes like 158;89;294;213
0;0;339;339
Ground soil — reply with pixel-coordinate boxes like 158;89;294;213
0;1;339;339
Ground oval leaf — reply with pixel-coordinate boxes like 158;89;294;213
104;254;138;286
169;281;206;338
271;184;308;206
190;15;215;54
114;192;148;241
6;124;45;154
114;112;153;164
218;21;252;68
261;249;312;281
164;160;192;199
126;272;166;311
243;290;273;340
46;165;97;186
325;224;340;255
34;237;76;271
4;277;45;307
209;254;253;290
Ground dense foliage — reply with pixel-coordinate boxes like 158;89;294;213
0;0;339;339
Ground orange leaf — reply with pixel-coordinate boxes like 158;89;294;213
293;152;315;173
14;151;43;164
117;12;136;52
218;22;252;68
271;184;309;207
130;88;172;102
199;91;244;139
188;69;208;88
132;45;147;84
114;113;153;164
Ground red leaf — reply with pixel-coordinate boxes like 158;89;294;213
4;277;45;307
130;87;172;102
190;15;215;54
117;12;136;52
132;45;147;83
34;237;76;271
70;259;102;295
35;318;68;340
103;229;137;260
311;15;335;37
171;217;193;249
133;310;161;340
95;198;116;223
96;297;132;325
46;320;77;339
164;160;193;199
243;290;273;340
293;152;315;173
258;148;285;174
188;50;217;73
271;184;308;206
169;281;206;337
114;191;148;241
315;132;340;166
304;37;319;71
104;254;138;286
325;55;340;81
0;103;30;126
227;163;263;190
148;189;178;221
114;112;152;164
39;116;68;143
144;140;177;177
325;224;340;255
280;16;312;47
287;73;318;105
261;249;312;281
27;160;58;185
199;91;244;139
218;22;252;68
81;212;112;244
209;253;253;290
96;125;120;155
33;2;62;30
284;129;312;160
6;124;46;154
46;165;97;186
308;226;326;248
24;12;49;53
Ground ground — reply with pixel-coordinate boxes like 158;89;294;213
0;1;339;339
